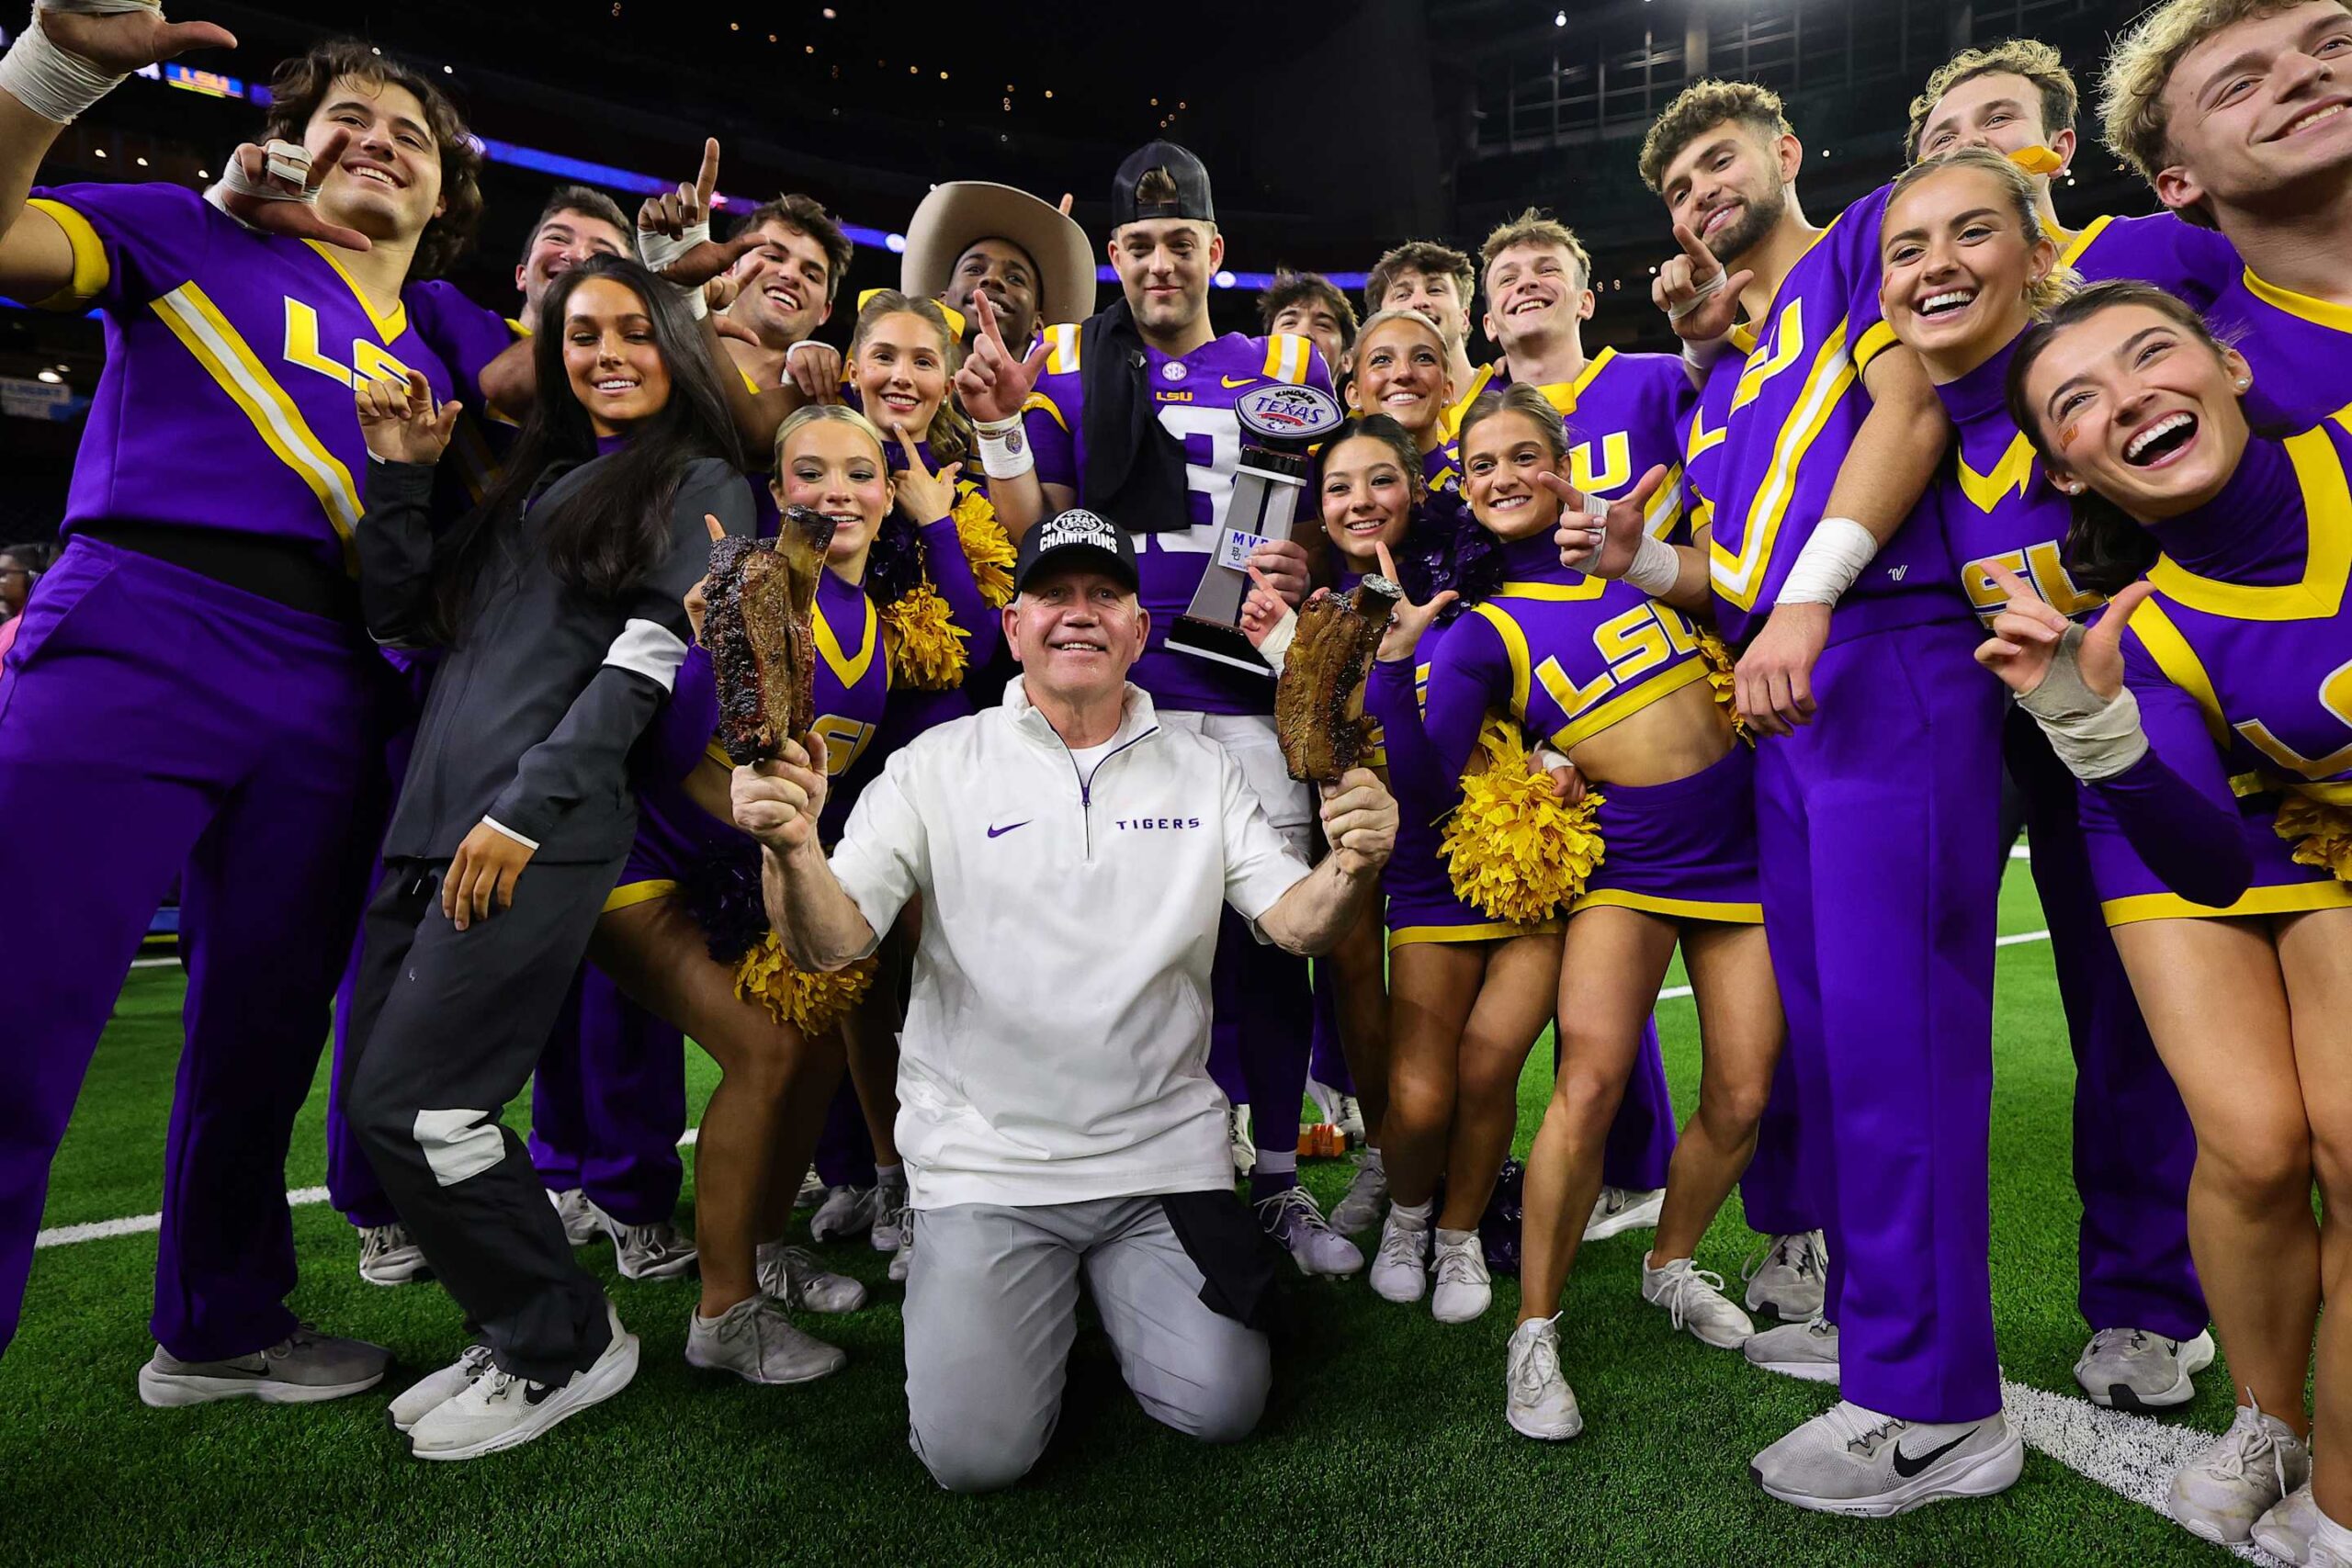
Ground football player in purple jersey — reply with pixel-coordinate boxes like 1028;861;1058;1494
1260;269;1357;389
0;16;478;1403
2103;0;2352;426
1996;280;2352;1560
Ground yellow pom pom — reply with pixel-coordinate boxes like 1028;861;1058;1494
1696;630;1749;742
953;484;1016;610
2277;794;2352;883
882;579;970;690
734;933;880;1034
1442;717;1606;923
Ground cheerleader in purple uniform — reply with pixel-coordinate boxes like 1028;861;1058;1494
1992;280;2352;1559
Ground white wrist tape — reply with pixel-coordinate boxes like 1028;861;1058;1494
1623;533;1682;597
1255;604;1298;676
0;6;149;124
215;140;318;203
1666;267;1726;323
635;217;709;321
1532;742;1572;774
2018;625;2151;781
1680;333;1734;385
1775;516;1877;607
977;417;1035;481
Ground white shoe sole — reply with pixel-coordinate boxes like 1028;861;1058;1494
2250;1513;2312;1562
139;1363;386;1408
1368;1271;1427;1304
1658;1310;1755;1350
684;1340;847;1387
1744;1351;1839;1384
1432;1291;1492;1325
1508;1404;1584;1441
410;1333;640;1461
2079;1329;2216;1410
1756;1427;2025;1517
358;1263;432;1287
1584;1190;1665;1242
1744;1279;1826;1319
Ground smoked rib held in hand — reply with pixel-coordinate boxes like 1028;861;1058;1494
707;506;839;765
1274;576;1403;782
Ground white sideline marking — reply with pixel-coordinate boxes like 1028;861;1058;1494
2011;844;2033;860
1652;931;2052;1004
128;957;178;969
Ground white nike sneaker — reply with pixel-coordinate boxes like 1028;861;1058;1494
1329;1152;1388;1236
1583;1186;1664;1241
408;1303;639;1461
138;1325;389;1407
2075;1326;2215;1410
1306;1075;1344;1127
548;1189;601;1247
869;1178;910;1256
2255;1482;2320;1565
756;1241;868;1314
1743;1314;1840;1382
1257;1186;1365;1276
1742;1229;1827;1320
792;1168;827;1211
684;1295;847;1386
808;1184;879;1243
1640;1256;1755;1349
601;1213;697;1281
1368;1211;1430;1303
2168;1400;2311;1545
1506;1314;1582;1440
1430;1230;1492;1324
1752;1401;2024;1517
1228;1105;1258;1178
356;1223;430;1286
390;1343;494;1434
1335;1094;1367;1144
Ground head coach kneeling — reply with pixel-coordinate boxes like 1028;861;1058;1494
731;509;1396;1492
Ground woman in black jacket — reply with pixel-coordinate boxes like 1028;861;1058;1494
342;255;752;1461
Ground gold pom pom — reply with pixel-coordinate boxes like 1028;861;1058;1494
2276;794;2352;883
1696;630;1749;742
953;484;1016;609
734;933;880;1034
1442;717;1606;923
882;579;970;690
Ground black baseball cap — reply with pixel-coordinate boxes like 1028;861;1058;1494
1112;141;1214;231
1015;508;1140;593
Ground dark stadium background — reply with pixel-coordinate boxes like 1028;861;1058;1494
0;0;2147;538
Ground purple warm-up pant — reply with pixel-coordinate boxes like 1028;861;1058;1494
1754;619;2004;1424
526;968;688;1226
2004;705;2204;1338
0;539;383;1361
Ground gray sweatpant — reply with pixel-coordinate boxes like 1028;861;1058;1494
904;1195;1271;1493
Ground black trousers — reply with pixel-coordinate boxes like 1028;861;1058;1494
343;854;625;1384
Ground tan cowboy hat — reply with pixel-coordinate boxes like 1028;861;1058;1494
899;181;1095;333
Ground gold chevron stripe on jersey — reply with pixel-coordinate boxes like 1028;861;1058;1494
2145;424;2350;622
1708;318;1857;610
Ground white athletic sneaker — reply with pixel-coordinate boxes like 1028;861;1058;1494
1640;1256;1755;1349
548;1189;601;1247
2307;1506;2352;1568
869;1177;910;1256
1329;1152;1388;1235
138;1325;390;1407
1257;1186;1365;1276
1752;1401;2025;1517
684;1294;847;1386
1583;1186;1664;1241
1368;1211;1430;1303
601;1213;698;1280
1506;1314;1582;1440
2168;1400;2311;1545
1227;1105;1258;1177
808;1184;879;1243
1306;1075;1344;1127
1430;1230;1492;1324
2074;1326;2214;1410
408;1303;639;1461
755;1241;868;1314
792;1168;827;1211
2255;1482;2320;1565
1743;1314;1840;1382
356;1223;430;1286
1335;1094;1367;1144
1742;1230;1827;1320
390;1343;494;1434
888;1217;913;1284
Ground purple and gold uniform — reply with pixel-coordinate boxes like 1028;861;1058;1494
1696;183;2007;1425
2046;211;2239;301
0;184;457;1359
1934;341;2206;1342
2205;269;2352;430
2086;421;2352;925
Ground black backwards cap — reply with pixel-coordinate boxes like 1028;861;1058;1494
1111;141;1214;230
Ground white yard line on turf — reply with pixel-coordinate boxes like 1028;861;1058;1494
1653;931;2052;1003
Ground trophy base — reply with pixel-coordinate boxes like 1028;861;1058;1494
1168;615;1275;676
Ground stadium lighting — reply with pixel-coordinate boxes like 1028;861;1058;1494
1555;10;1566;24
36;368;62;384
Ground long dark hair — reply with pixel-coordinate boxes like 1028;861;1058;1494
434;255;743;640
2005;279;2239;595
1315;412;1492;613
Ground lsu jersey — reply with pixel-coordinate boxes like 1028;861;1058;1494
1437;350;1694;542
403;279;528;506
1935;338;2106;626
29;181;455;576
2047;211;2239;303
1022;324;1328;714
2206;268;2352;429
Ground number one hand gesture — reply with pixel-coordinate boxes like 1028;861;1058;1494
1653;222;1754;344
955;290;1051;424
1373;540;1457;663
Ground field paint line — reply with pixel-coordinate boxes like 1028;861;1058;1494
2010;844;2033;860
128;957;178;969
2000;1378;2278;1564
1652;931;2052;1005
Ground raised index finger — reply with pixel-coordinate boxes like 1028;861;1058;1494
304;128;350;194
972;289;1008;355
1672;220;1721;275
694;138;722;207
891;423;932;478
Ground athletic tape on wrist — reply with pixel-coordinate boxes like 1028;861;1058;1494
1666;268;1726;323
1623;533;1681;597
636;216;709;320
977;422;1034;480
969;413;1023;438
1774;516;1876;606
0;10;133;124
2018;625;2150;781
1255;604;1297;676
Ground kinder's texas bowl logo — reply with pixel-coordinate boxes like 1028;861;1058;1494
1235;382;1345;443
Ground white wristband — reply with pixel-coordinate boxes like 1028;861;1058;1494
1774;516;1877;607
635;218;709;320
480;815;541;852
1255;603;1298;676
0;8;140;125
1680;333;1734;386
1623;534;1682;597
2018;626;2152;782
977;418;1035;481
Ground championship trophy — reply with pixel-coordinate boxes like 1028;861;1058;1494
1167;381;1349;673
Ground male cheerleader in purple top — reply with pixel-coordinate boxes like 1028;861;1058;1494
1636;79;2017;1512
0;14;474;1404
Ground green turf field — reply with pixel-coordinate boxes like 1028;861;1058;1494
2;863;2248;1564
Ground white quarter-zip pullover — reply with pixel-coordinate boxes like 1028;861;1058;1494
827;676;1312;1208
